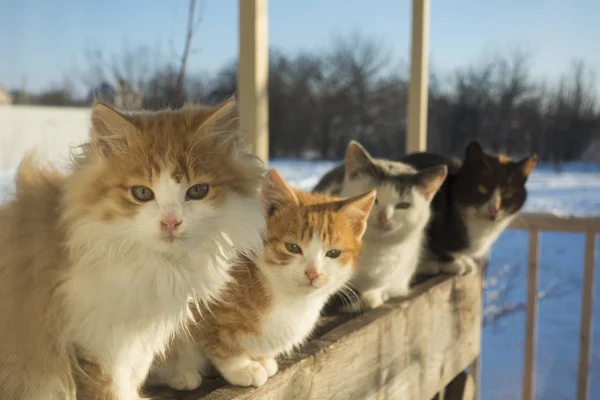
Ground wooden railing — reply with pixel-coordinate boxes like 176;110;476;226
508;212;600;400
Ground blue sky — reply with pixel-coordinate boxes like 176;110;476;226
1;0;598;93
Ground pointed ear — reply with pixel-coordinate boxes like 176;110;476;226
414;165;447;202
197;97;241;151
90;102;134;157
345;140;373;180
261;168;299;217
464;140;484;163
517;154;537;178
339;189;377;239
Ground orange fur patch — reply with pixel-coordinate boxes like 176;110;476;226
179;185;373;365
63;100;263;223
0;99;264;399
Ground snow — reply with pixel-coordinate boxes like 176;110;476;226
0;107;599;399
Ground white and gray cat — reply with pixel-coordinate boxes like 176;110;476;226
314;141;447;310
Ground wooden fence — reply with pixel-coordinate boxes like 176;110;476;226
508;212;600;400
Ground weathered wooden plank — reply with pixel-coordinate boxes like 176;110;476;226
577;232;597;400
148;272;481;400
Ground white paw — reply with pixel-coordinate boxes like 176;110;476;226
168;370;203;391
361;290;386;310
222;361;268;387
441;255;476;275
258;357;278;377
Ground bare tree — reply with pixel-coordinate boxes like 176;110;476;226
173;0;205;107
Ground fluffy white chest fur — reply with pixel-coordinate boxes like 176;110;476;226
350;232;423;309
62;247;230;399
241;294;327;358
354;234;423;292
462;214;515;259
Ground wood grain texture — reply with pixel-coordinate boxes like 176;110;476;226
146;272;481;400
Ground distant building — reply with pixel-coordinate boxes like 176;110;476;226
0;85;12;105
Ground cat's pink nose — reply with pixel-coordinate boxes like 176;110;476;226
161;217;182;232
379;213;391;223
305;268;320;282
378;210;392;226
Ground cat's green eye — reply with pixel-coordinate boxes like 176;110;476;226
285;243;303;254
395;202;411;210
503;192;514;199
131;186;154;202
326;249;341;259
186;184;209;200
477;185;489;195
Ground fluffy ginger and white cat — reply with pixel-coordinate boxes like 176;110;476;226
0;99;266;399
148;169;376;390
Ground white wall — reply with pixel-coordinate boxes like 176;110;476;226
0;105;91;168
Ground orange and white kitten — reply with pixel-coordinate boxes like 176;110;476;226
149;169;376;390
0;99;266;399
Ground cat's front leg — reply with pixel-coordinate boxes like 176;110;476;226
417;259;442;275
146;342;208;391
386;282;411;301
255;356;278;378
440;255;477;275
212;355;269;387
360;288;388;310
167;370;203;392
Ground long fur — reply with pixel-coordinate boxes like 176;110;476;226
0;99;266;399
148;171;376;390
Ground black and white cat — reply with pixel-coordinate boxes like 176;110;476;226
400;141;537;275
314;141;447;310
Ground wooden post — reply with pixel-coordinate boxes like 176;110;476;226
238;0;269;163
522;229;541;400
406;0;429;153
577;233;597;400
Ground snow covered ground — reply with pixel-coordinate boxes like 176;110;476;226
0;152;598;399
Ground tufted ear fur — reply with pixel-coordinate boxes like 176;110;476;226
338;189;377;238
464;140;484;164
414;165;448;201
195;97;241;153
517;154;537;178
261;168;299;217
90;103;135;158
345;141;373;180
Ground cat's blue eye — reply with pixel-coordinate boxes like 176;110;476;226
325;249;341;259
131;186;154;202
186;184;209;200
285;243;302;254
395;202;411;209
